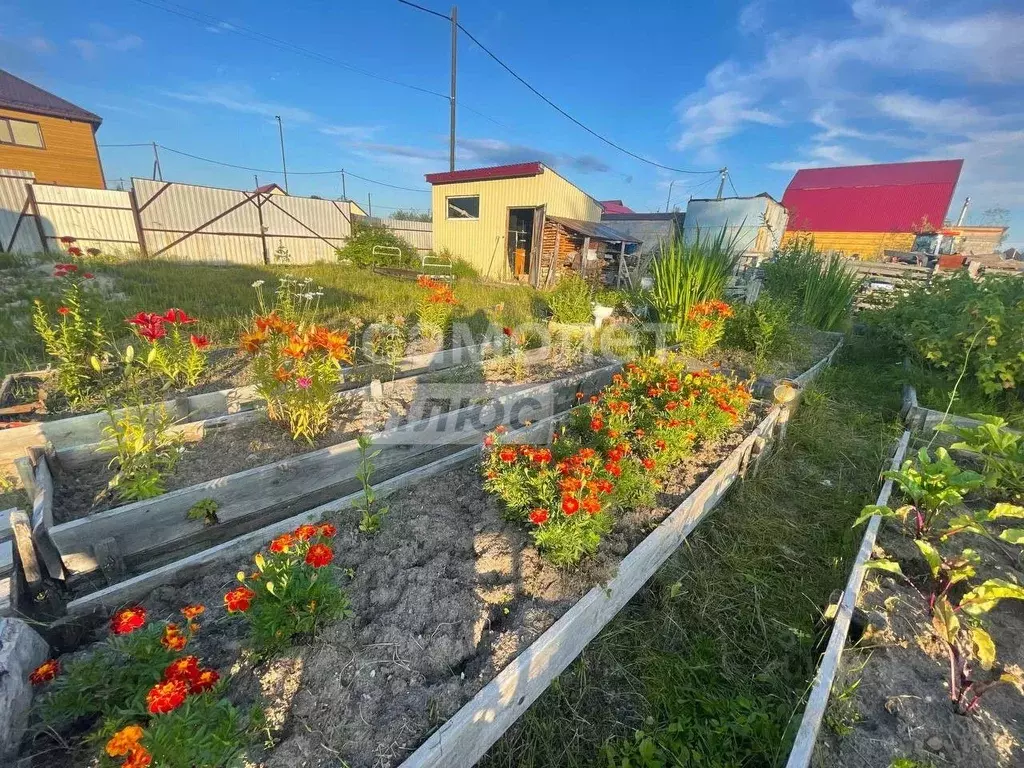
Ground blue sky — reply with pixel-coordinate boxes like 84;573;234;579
2;0;1022;244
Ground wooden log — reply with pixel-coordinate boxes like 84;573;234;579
784;430;912;768
49;364;619;581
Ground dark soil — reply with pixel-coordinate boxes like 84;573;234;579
23;409;758;768
50;352;615;523
815;517;1024;767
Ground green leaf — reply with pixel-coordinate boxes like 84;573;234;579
265;581;276;596
960;579;1024;616
89;355;101;373
147;346;157;365
970;627;996;670
853;505;891;527
124;344;135;364
914;539;942;579
992;503;1024;520
932;595;960;644
998;528;1024;544
865;559;903;577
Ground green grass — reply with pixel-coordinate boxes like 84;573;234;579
481;333;903;767
0;255;541;376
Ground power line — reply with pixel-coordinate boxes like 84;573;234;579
451;19;719;175
100;142;431;193
728;173;739;198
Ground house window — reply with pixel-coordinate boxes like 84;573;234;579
0;118;44;148
447;195;479;220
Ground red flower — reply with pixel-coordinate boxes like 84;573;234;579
124;746;153;768
224;586;255;613
269;533;294;553
575;391;585;400
163;307;196;324
667;380;680;392
642;457;656;470
590;418;604;431
127;311;163;327
146;679;188;714
502;326;513;336
665;401;678;412
318;522;337;538
111;606;147;635
67;246;83;257
189;668;220;694
532;448;552;463
560;477;583;493
57;306;70;315
59;235;76;244
607;448;623;462
582;495;601;515
528;508;549;525
578;448;597;460
561;496;580;516
295;524;319;541
655;439;666;452
163;655;201;683
160;624;187;652
189;334;210;349
83;272;95;279
305;542;334;568
604;462;622;478
498;447;517;463
494;425;507;434
29;659;60;685
634;429;645;438
139;323;166;342
181;604;205;620
595;479;614;495
483;434;495;447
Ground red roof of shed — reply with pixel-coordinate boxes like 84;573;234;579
599;199;635;214
425;162;544;185
782;159;963;233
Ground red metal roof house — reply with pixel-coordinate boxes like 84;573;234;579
780;159;963;258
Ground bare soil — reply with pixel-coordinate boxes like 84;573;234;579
50;352;614;523
814;517;1024;768
23;409;758;768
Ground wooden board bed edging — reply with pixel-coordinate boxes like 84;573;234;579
47;362;621;583
900;382;1023;439
784;429;912;768
397;338;844;768
0;341;499;470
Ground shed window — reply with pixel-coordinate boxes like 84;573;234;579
447;195;479;220
0;118;44;148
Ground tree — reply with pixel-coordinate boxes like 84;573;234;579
389;209;431;222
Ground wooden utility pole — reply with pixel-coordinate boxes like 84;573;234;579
449;5;458;171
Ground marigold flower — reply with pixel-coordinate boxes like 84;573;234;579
582;495;601;515
561;496;580;516
224;586;255;613
189;334;210;349
589;395;599;404
189;667;220;694
502;326;513;336
494;425;507;434
181;604;205;620
163;655;201;683
528;507;549;525
560;477;583;493
578;448;596;460
642;457;656;470
146;679;188;715
160;624;187;652
57;306;70;315
295;523;319;541
318;522;337;538
665;401;678;412
655;439;667;452
498;447;517;463
29;659;60;685
575;391;585;400
111;606;147;635
123;746;152;768
270;532;295;553
607;448;623;463
483;434;495;447
595;479;614;495
305;542;334;568
590;418;604;431
532;448;552;463
105;724;145;757
605;462;622;478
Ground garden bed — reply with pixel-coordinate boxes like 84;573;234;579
20;338;844;768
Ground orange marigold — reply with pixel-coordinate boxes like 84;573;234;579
189;667;220;694
317;522;337;538
29;658;60;685
163;655;201;683
295;524;319;541
181;604;205;620
305;542;334;568
269;532;295;553
106;725;145;757
123;746;152;768
110;606;147;636
146;679;188;714
224;586;255;613
160;624;187;652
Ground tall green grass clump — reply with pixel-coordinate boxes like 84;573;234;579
764;239;860;331
547;273;594;324
650;229;740;343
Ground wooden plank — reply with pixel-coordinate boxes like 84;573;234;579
30;456;63;580
49;364;620;580
9;510;41;589
399;341;843;768
784;430;912;768
0;540;13;578
13;457;34;501
65;417;559;615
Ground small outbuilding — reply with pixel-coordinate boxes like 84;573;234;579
425;161;639;285
682;194;788;266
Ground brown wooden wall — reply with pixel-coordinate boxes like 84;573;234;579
0;108;104;189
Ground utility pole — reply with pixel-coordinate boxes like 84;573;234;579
275;115;289;193
665;180;675;212
367;193;372;218
151;142;163;181
449;5;458;172
716;167;728;200
956;196;971;226
341;169;347;201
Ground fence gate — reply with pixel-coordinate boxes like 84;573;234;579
0;169;43;254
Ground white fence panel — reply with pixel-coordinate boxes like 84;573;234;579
141;232;264;265
260;196;351;264
32;184;138;255
364;216;432;253
0;169;42;254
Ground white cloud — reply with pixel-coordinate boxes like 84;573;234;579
738;0;766;35
165;83;319;124
25;36;53;54
70;26;143;60
675;88;783;152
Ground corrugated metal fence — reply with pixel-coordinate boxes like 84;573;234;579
0;171;434;264
360;215;433;253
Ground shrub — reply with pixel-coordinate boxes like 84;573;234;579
29;604;251;768
416;275;458;342
243;279;353;442
547;273;594;324
724;296;794;365
682;300;733;358
31;263;107;406
364;315;408;376
224;521;351;652
650;230;739;343
336;220;418;268
763;239;859;331
101;402;184;501
126;308;209;388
